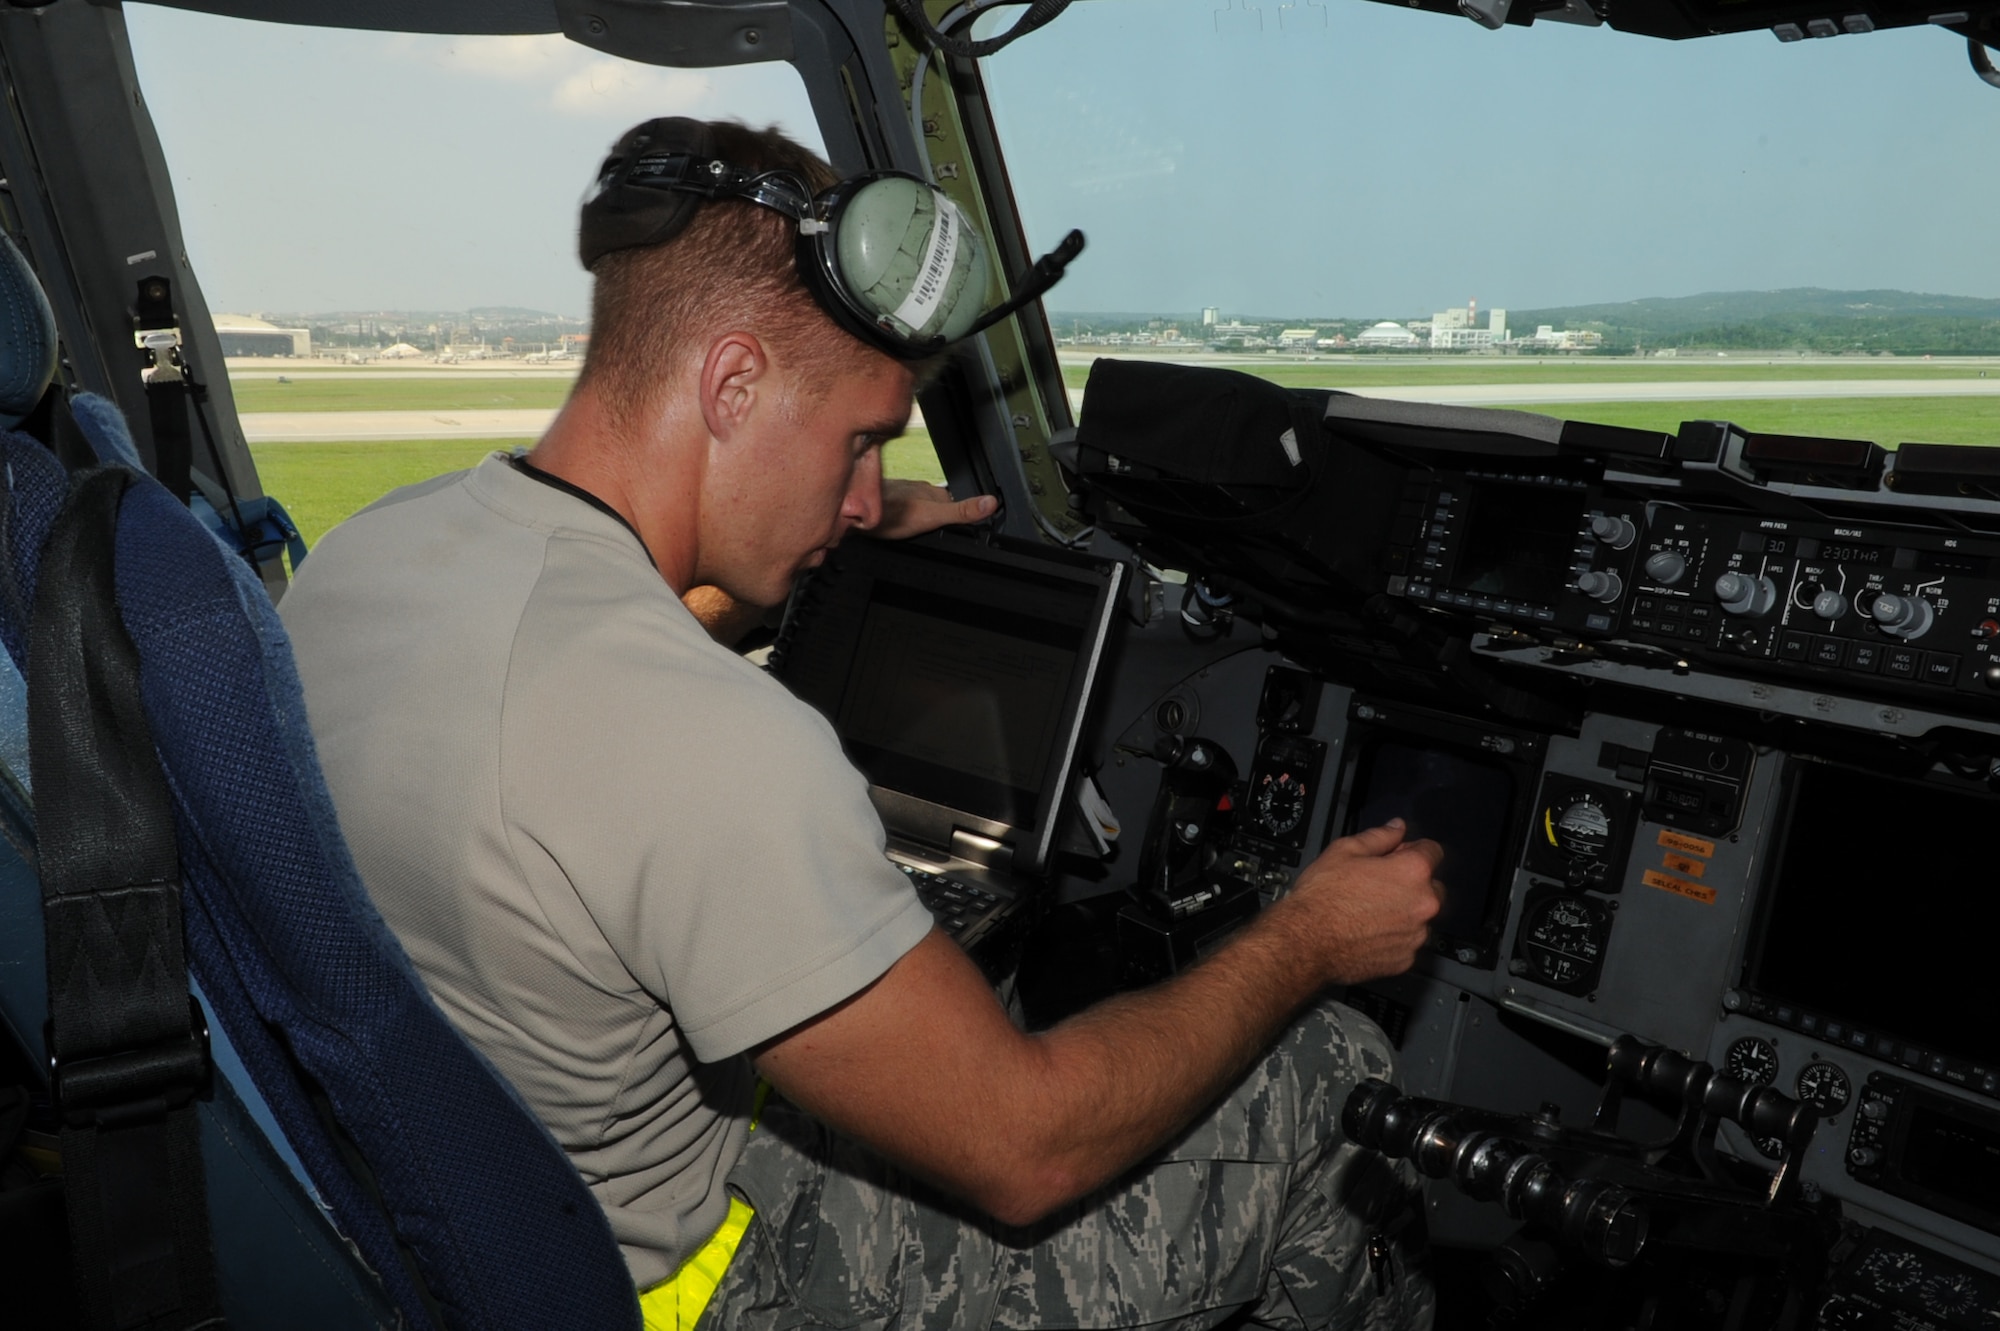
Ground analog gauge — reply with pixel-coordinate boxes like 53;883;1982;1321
1919;1272;1977;1318
1724;1036;1780;1086
1751;1135;1785;1161
1252;771;1310;838
1546;793;1613;861
1795;1062;1852;1117
1519;895;1608;989
1859;1247;1925;1295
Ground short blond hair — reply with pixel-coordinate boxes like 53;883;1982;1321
576;121;881;426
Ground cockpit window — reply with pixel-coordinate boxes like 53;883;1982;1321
977;1;2000;446
121;7;943;547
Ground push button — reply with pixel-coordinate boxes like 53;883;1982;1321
1922;651;1961;686
1882;647;1920;678
1846;641;1880;673
1810;637;1845;667
1779;631;1812;662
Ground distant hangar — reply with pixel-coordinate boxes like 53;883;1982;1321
214;313;310;357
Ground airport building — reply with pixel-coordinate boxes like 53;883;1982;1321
1519;324;1604;351
213;313;310;357
1429;302;1508;351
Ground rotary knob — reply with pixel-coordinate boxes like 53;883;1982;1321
1868;592;1934;640
1714;571;1777;616
1643;551;1688;586
1590;514;1637;550
1813;589;1849;621
1849;1146;1881;1168
1576;570;1623;604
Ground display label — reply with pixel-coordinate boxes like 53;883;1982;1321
1643;869;1716;904
1661;852;1706;877
1656;829;1715;858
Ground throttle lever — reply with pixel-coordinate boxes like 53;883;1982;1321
1344;1080;1650;1269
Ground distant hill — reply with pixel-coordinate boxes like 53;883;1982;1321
1052;290;2000;355
465;305;574;321
1508;288;2000;355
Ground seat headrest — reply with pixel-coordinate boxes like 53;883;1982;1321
0;229;57;430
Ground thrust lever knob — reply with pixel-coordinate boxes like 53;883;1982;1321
1714;571;1777;616
1868;592;1934;640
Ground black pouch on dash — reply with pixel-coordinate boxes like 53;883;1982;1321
1068;358;1329;534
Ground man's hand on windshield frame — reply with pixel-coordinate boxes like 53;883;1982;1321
868;478;998;540
683;480;998;644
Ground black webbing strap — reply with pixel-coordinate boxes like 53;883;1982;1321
143;388;194;507
135;278;193;506
28;466;222;1330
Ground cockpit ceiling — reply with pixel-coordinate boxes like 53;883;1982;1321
137;0;2000;49
136;0;563;35
135;0;800;66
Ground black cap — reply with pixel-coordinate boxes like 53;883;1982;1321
578;117;715;270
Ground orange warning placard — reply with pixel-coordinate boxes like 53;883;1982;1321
1656;829;1716;859
1643;869;1716;904
1661;852;1706;878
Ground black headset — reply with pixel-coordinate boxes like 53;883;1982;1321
581;121;1083;361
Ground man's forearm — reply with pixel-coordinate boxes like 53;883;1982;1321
754;825;1441;1227
992;893;1336;1217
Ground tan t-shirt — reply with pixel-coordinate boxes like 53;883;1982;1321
280;452;933;1287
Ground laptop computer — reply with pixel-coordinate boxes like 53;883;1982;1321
770;532;1124;952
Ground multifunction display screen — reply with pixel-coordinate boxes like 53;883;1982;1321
1452;482;1580;606
1747;761;2000;1067
1347;740;1516;943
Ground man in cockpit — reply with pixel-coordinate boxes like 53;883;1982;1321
280;118;1445;1331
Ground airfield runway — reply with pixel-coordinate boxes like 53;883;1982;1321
237;376;2000;443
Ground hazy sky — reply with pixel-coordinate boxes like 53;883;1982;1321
125;0;2000;319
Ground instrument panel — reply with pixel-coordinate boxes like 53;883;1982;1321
1065;384;2000;1300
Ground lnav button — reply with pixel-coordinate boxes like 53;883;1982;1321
1922;652;1962;686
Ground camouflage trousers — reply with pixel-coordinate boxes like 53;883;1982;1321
708;1000;1434;1331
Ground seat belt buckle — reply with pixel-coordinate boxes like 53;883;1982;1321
46;995;211;1130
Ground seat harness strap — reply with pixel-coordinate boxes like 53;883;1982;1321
29;465;221;1329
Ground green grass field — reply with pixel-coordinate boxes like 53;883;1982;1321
228;360;2000;417
1509;396;2000;446
254;430;947;550
1058;359;2000;391
233;377;575;413
224;345;2000;584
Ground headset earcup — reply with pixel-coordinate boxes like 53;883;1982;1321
794;228;908;358
827;177;990;345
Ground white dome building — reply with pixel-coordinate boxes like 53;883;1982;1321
1354;321;1421;350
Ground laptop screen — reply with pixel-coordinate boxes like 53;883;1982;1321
771;534;1123;876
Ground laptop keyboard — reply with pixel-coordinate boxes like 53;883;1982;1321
897;863;1008;946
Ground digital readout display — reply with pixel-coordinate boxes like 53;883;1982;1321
1816;542;1885;565
1902;1104;2000;1223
